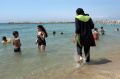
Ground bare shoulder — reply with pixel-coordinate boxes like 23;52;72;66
13;38;20;42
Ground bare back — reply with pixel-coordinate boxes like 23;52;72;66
13;38;21;48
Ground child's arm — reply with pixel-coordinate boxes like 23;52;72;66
40;32;46;40
18;39;21;46
35;40;38;44
13;39;15;45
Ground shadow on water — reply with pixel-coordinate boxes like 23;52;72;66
88;58;112;65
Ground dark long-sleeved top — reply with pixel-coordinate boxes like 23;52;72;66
75;15;96;46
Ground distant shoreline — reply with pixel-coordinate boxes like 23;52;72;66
0;19;120;24
7;22;74;24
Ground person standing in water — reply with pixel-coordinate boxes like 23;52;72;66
100;27;105;35
1;36;11;45
36;25;48;52
12;31;21;53
60;32;64;35
116;28;119;31
53;31;56;36
115;28;119;32
74;8;96;65
93;28;99;40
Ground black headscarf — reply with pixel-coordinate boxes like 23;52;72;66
76;8;85;15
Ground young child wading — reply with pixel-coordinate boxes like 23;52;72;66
12;31;21;53
36;25;48;52
1;36;11;45
93;28;99;40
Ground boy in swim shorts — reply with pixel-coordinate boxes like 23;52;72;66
12;31;21;53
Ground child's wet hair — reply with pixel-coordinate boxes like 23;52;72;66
101;27;103;29
13;31;19;36
37;25;48;37
94;28;98;31
2;36;7;41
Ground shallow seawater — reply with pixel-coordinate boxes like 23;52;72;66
0;23;120;79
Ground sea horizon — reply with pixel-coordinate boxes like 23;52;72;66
0;19;120;24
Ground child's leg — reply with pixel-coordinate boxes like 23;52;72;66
38;45;41;52
14;48;22;55
18;48;22;54
40;45;46;52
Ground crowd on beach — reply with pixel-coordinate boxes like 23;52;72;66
1;8;120;68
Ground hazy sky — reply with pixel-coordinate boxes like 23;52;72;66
0;0;120;22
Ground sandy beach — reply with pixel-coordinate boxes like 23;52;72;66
20;46;120;79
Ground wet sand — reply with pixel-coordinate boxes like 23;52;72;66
22;48;120;79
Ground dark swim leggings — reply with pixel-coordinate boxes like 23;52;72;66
77;44;90;62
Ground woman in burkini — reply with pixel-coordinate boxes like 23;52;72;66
36;25;48;52
74;8;96;67
1;36;11;45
